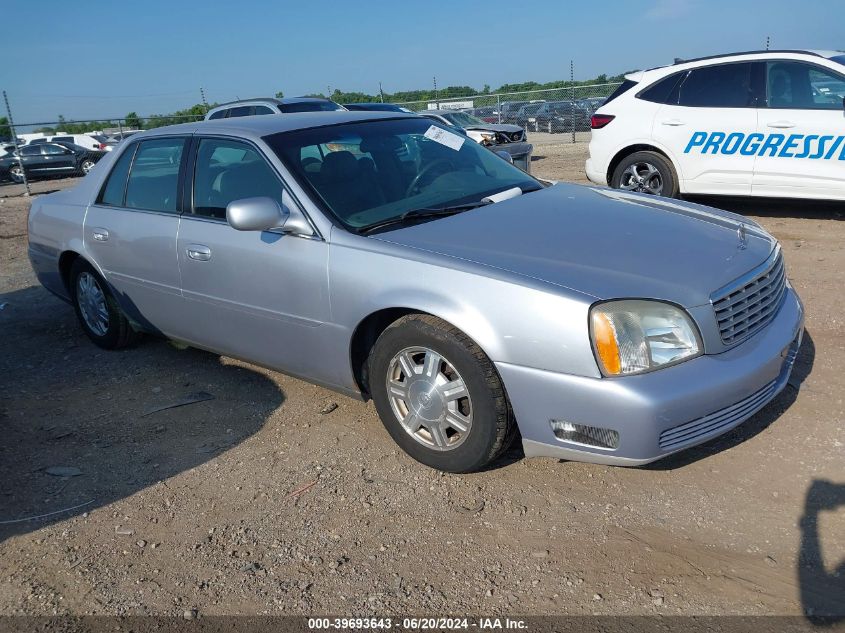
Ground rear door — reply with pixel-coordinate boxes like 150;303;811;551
18;144;45;174
753;59;845;200
651;61;762;195
176;136;331;379
83;137;189;334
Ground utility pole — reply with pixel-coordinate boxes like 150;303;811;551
433;76;439;108
2;91;30;196
765;35;771;50
570;60;576;144
200;87;209;114
379;82;385;103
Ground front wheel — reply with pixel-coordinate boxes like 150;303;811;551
611;150;679;198
70;259;138;349
368;314;515;473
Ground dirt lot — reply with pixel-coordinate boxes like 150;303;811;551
1;144;843;619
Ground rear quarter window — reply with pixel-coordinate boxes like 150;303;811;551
637;72;684;104
97;144;137;206
603;79;638;105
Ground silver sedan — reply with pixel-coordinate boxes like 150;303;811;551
27;112;804;472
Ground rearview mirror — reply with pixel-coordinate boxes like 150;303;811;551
226;197;287;232
495;150;514;164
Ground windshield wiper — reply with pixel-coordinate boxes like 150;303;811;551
357;201;489;235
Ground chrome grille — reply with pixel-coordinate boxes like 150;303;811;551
659;380;778;450
711;249;787;345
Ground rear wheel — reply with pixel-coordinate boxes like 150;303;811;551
80;158;96;175
70;259;138;349
9;163;23;183
368;314;515;473
611;150;679;198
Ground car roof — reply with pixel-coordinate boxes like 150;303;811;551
631;49;845;82
129;111;417;141
211;96;338;108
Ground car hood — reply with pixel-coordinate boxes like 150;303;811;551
464;123;523;133
373;183;776;307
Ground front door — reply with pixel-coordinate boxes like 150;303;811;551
753;59;845;200
176;137;331;380
84;137;188;334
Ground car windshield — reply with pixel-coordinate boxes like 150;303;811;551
444;112;486;127
266;117;539;232
278;100;344;113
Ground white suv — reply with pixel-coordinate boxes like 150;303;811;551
586;50;845;201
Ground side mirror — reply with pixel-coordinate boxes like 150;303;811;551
226;194;314;236
495;150;514;164
227;197;286;232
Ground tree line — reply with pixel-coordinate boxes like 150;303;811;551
8;71;631;137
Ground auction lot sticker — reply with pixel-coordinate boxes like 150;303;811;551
424;125;465;151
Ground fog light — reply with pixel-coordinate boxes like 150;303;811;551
550;420;619;449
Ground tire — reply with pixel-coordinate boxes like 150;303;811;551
611;150;679;198
368;314;516;473
70;259;138;349
9;163;23;184
80;158;96;176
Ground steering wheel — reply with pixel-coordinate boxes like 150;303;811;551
405;159;452;197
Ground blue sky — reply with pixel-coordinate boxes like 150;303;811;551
5;0;843;125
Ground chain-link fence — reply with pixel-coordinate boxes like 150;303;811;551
396;82;621;142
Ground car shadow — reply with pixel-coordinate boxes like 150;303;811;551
0;285;284;544
642;329;815;471
685;195;844;220
799;479;845;623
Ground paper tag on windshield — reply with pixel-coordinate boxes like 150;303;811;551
424;125;465;151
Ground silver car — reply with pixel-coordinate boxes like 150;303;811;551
27;112;804;473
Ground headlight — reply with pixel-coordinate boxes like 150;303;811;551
589;300;702;376
479;131;496;144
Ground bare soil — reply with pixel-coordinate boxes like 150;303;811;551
1;145;843;618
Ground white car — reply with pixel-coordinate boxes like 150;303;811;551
586;50;845;201
28;134;108;152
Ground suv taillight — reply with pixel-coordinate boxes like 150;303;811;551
590;114;615;129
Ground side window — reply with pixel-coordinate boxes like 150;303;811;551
52;136;74;143
191;138;284;220
768;61;845;109
20;145;42;156
253;105;274;115
42;144;66;155
124;138;185;213
228;106;253;118
97;144;137;206
638;72;684;104
208;109;228;120
678;62;756;107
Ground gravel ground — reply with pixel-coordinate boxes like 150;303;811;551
1;145;843;618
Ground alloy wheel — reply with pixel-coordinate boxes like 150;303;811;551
385;346;473;451
76;272;109;336
620;162;664;195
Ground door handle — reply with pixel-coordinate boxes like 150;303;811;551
186;244;212;261
661;119;685;126
767;120;796;129
91;228;109;242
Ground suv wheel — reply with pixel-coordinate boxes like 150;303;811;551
612;150;679;198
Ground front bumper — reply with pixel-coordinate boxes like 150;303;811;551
497;288;804;466
492;142;533;173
